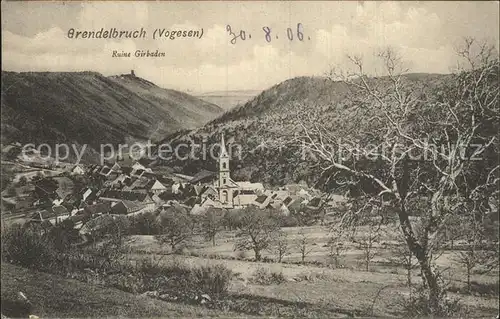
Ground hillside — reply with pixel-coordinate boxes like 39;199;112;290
1;71;223;155
156;74;450;186
1;263;247;318
109;74;223;128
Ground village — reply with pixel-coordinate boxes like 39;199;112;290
1;3;498;315
1;135;343;233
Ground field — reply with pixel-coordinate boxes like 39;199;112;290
124;225;499;318
1;215;498;318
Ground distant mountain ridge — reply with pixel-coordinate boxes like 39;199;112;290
1;71;223;154
196;89;262;110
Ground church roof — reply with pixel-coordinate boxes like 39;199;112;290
235;181;264;190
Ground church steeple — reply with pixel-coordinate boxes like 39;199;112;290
218;132;232;206
220;133;229;158
219;133;230;173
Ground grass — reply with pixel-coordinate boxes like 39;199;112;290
125;225;499;318
0;262;252;318
2;223;497;318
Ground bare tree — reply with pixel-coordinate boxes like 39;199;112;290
295;228;314;263
452;213;488;293
235;207;280;261
156;206;195;251
389;229;419;299
295;40;499;313
326;225;347;268
268;229;290;262
351;207;384;272
201;208;225;246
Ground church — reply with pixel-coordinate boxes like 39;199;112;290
214;134;263;208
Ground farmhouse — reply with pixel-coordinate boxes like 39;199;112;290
99;190;155;212
28;205;70;226
70;165;85;175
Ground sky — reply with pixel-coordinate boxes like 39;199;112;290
2;1;499;93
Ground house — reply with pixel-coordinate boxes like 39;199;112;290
183;196;200;207
124;177;150;192
70;165;85;175
199;185;218;200
121;166;133;175
111;200;146;215
83;202;112;216
193;185;204;196
130;163;153;177
105;171;120;182
232;189;258;208
111;162;121;172
53;176;74;193
251;195;273;209
132;162;146;173
126;178;166;194
80;188;97;205
149;180;167;194
52;198;64;206
268;201;290;216
68;211;92;229
132;169;146;178
99;166;113;177
172;182;185;195
79;188;90;204
99;190;155;212
173;173;194;182
70;207;85;216
29;205;70;226
108;175;126;189
200;197;224;209
142;171;157;180
151;194;164;206
307;197;323;209
89;165;102;175
33;177;59;200
235;181;264;191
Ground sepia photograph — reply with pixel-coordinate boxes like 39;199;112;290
1;1;499;318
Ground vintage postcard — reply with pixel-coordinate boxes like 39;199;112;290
1;1;499;318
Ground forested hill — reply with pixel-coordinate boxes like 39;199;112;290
156;73;452;187
1;71;223;153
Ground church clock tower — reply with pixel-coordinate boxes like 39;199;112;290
218;133;233;206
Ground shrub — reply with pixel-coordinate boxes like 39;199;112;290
250;267;286;285
192;264;234;294
1;224;54;269
236;250;248;260
278;215;300;227
1;223;233;300
136;258;233;295
399;286;467;318
294;271;331;282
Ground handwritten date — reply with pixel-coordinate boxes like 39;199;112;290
227;23;309;44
